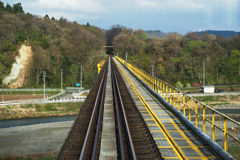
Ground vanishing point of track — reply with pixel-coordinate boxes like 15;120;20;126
57;56;163;160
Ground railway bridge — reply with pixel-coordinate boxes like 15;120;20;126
57;56;239;160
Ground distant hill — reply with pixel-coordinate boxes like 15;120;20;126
145;30;167;39
196;30;240;38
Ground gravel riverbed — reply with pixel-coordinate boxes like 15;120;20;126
0;121;74;158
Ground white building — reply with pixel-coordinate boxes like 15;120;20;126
201;85;215;93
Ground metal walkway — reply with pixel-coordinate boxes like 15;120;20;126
114;58;224;160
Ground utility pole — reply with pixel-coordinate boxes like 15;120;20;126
117;53;118;57
152;65;154;76
61;69;63;93
80;65;82;92
203;62;205;86
42;71;46;101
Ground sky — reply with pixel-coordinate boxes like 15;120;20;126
1;0;240;34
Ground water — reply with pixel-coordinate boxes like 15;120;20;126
216;109;240;114
0;115;77;128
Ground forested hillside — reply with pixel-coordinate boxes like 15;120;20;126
197;30;240;39
145;30;167;39
0;2;106;89
112;27;240;87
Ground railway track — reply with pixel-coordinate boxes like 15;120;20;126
57;56;163;160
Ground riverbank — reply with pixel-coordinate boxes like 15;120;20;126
0;120;239;159
0;102;83;120
0;121;74;159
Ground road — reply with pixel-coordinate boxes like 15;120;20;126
187;92;240;97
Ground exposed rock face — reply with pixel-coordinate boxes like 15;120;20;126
3;45;32;88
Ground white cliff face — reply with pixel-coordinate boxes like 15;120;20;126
3;57;23;85
2;45;32;88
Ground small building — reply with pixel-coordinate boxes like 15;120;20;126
201;85;215;93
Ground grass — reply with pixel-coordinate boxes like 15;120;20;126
0;91;59;95
193;95;239;102
0;102;83;120
179;84;240;93
192;95;240;107
228;146;240;159
210;102;231;106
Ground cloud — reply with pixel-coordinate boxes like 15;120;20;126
34;11;100;21
131;0;205;11
30;0;103;13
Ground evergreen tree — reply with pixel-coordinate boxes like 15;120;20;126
12;3;24;13
44;14;49;19
5;3;13;12
0;1;4;11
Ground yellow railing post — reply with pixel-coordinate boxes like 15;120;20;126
155;79;157;92
152;77;154;90
224;117;227;151
163;83;165;99
212;111;215;141
195;101;198;127
157;80;160;94
166;85;168;102
219;115;221;129
189;97;191;121
178;91;180;110
173;89;176;108
183;94;185;116
203;105;206;133
149;75;151;87
169;87;172;105
149;75;151;88
234;123;235;138
160;81;162;96
152;77;154;89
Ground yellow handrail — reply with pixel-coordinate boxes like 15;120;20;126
115;56;240;151
97;60;105;73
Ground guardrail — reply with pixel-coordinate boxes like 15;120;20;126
0;88;62;91
115;56;240;151
0;98;85;106
47;91;66;100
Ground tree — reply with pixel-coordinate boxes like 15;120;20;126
0;1;4;10
44;14;49;19
5;3;12;13
134;30;148;40
228;49;240;76
185;32;201;41
178;40;209;85
12;3;24;13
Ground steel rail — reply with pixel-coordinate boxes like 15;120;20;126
79;57;109;160
116;56;240;150
112;58;137;160
113;59;164;159
56;58;108;160
115;59;186;159
90;58;109;160
111;58;126;160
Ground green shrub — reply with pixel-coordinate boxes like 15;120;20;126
186;83;191;88
175;81;183;88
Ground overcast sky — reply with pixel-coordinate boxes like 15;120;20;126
1;0;240;34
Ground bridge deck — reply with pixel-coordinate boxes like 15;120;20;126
114;58;223;160
99;58;117;159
